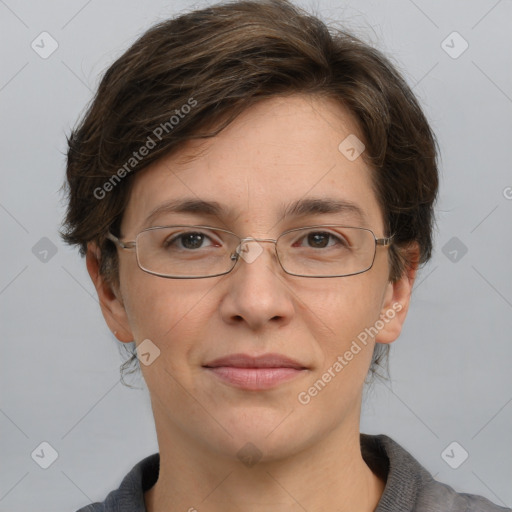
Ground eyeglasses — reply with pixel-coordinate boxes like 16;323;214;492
106;225;393;279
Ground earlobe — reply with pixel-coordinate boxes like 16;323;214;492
375;243;419;345
85;242;134;343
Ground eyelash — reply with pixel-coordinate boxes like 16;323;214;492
164;230;349;250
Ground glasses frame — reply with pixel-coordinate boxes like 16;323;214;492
106;224;393;279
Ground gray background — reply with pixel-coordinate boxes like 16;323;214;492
1;0;511;510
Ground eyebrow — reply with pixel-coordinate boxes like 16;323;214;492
143;197;367;226
143;198;226;226
282;197;366;222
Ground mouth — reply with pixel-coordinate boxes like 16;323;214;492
203;353;308;391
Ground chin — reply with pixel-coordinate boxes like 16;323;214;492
202;407;315;463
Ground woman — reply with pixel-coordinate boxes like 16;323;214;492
62;1;509;510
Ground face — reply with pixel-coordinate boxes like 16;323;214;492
89;94;414;463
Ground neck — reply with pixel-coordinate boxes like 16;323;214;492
145;417;385;512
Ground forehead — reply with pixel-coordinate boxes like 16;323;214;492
121;94;383;235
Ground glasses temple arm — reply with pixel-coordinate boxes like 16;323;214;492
106;232;136;250
376;234;394;246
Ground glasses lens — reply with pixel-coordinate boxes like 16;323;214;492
277;226;376;277
136;226;238;278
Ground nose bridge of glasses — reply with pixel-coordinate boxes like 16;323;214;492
239;236;277;244
234;237;278;265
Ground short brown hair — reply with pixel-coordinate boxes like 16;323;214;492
61;0;438;385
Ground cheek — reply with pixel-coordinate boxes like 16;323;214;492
301;280;383;396
297;278;386;410
308;274;385;340
120;267;203;343
301;273;388;392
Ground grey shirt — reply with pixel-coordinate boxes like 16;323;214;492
76;434;510;512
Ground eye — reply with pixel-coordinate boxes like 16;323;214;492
164;231;220;250
292;230;349;249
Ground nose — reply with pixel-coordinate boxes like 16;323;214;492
219;239;295;331
233;237;276;265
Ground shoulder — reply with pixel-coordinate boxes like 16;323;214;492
361;434;510;512
415;477;511;512
74;452;160;512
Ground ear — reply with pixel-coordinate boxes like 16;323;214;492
85;242;134;343
375;243;419;344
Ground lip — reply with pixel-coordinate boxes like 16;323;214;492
203;353;308;390
204;353;306;369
